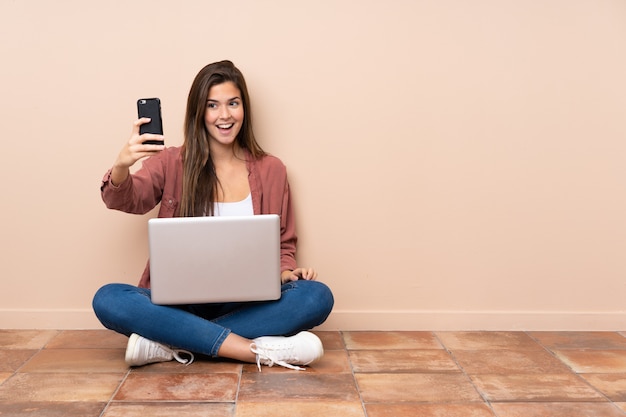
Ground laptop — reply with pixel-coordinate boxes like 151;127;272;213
148;214;281;305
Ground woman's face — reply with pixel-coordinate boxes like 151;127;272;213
204;81;244;148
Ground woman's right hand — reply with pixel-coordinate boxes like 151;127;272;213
110;118;165;185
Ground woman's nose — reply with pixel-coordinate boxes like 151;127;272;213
218;106;230;119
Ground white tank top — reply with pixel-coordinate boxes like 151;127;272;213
213;193;254;216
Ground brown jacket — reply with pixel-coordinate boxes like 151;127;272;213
100;147;298;288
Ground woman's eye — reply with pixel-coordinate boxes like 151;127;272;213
207;102;217;109
229;101;240;107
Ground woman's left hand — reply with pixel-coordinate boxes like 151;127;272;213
281;267;318;283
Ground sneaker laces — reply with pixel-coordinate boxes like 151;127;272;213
250;343;305;371
172;349;195;365
150;342;195;365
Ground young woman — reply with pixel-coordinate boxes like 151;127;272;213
93;60;334;371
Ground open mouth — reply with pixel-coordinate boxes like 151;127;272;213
217;123;234;130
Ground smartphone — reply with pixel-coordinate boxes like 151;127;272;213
137;98;164;145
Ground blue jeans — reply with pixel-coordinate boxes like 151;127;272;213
92;280;334;357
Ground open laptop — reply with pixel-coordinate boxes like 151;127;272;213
148;214;281;305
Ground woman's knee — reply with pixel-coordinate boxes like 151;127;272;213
92;283;147;331
293;280;334;322
312;281;334;313
93;283;127;312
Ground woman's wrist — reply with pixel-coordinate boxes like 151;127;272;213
110;165;130;187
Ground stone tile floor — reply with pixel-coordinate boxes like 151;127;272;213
0;329;625;416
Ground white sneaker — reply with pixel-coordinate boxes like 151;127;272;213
125;333;195;367
250;331;324;371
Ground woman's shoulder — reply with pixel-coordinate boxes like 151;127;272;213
254;153;286;171
248;152;288;181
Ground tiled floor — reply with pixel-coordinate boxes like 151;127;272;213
1;330;626;416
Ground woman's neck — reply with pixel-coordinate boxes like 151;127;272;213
210;142;244;165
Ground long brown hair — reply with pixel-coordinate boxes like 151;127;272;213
180;60;265;217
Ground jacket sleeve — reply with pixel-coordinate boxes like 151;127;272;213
100;153;167;215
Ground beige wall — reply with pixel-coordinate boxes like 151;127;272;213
1;0;624;330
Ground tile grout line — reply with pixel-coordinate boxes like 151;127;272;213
432;331;499;416
524;330;624;409
12;330;62;375
233;358;244;414
340;330;370;417
0;330;63;391
97;361;133;416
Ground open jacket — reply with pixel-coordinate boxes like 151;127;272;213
100;146;298;288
